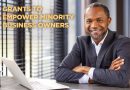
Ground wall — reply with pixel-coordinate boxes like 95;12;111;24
98;0;117;31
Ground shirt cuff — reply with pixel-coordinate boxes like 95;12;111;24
88;67;95;79
79;74;89;83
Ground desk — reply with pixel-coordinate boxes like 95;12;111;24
1;77;130;90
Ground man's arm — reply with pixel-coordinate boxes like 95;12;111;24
55;67;84;83
93;39;130;87
73;38;130;87
55;37;85;83
94;39;130;87
73;56;124;83
109;56;124;70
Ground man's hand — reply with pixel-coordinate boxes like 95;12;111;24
72;66;91;74
73;66;94;84
109;56;124;70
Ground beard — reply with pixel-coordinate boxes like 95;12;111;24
86;29;107;41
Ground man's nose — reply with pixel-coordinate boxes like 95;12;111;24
91;21;98;29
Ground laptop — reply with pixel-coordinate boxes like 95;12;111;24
1;57;69;90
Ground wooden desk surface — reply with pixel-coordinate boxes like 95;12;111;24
1;77;130;90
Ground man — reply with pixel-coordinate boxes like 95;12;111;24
55;2;130;87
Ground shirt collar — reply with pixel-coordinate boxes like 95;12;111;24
91;30;108;46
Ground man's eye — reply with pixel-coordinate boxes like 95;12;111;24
86;20;92;23
97;19;103;23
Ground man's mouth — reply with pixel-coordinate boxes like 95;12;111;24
90;29;101;33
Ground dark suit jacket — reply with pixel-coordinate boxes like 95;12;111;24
55;30;130;87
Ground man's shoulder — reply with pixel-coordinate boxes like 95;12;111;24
76;36;91;45
77;35;90;40
109;30;130;42
115;34;130;42
112;33;130;46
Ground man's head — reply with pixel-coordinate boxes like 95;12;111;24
84;2;111;44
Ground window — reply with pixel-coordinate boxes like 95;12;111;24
26;0;55;78
0;0;68;79
0;0;17;76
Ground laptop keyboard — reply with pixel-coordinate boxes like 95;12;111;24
28;79;69;90
30;81;49;90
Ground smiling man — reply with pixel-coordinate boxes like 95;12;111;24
55;2;130;87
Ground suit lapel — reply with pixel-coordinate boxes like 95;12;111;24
96;30;116;68
86;37;97;67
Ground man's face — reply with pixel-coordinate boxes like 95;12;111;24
84;7;111;42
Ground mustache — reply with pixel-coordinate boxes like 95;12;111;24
89;29;101;32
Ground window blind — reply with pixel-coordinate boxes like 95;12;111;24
0;0;68;79
28;0;55;79
0;0;16;76
53;0;68;73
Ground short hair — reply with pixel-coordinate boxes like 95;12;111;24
87;2;110;18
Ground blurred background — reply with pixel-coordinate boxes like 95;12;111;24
0;0;130;79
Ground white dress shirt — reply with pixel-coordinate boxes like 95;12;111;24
79;31;108;83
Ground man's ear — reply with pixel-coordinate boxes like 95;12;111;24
108;17;112;24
